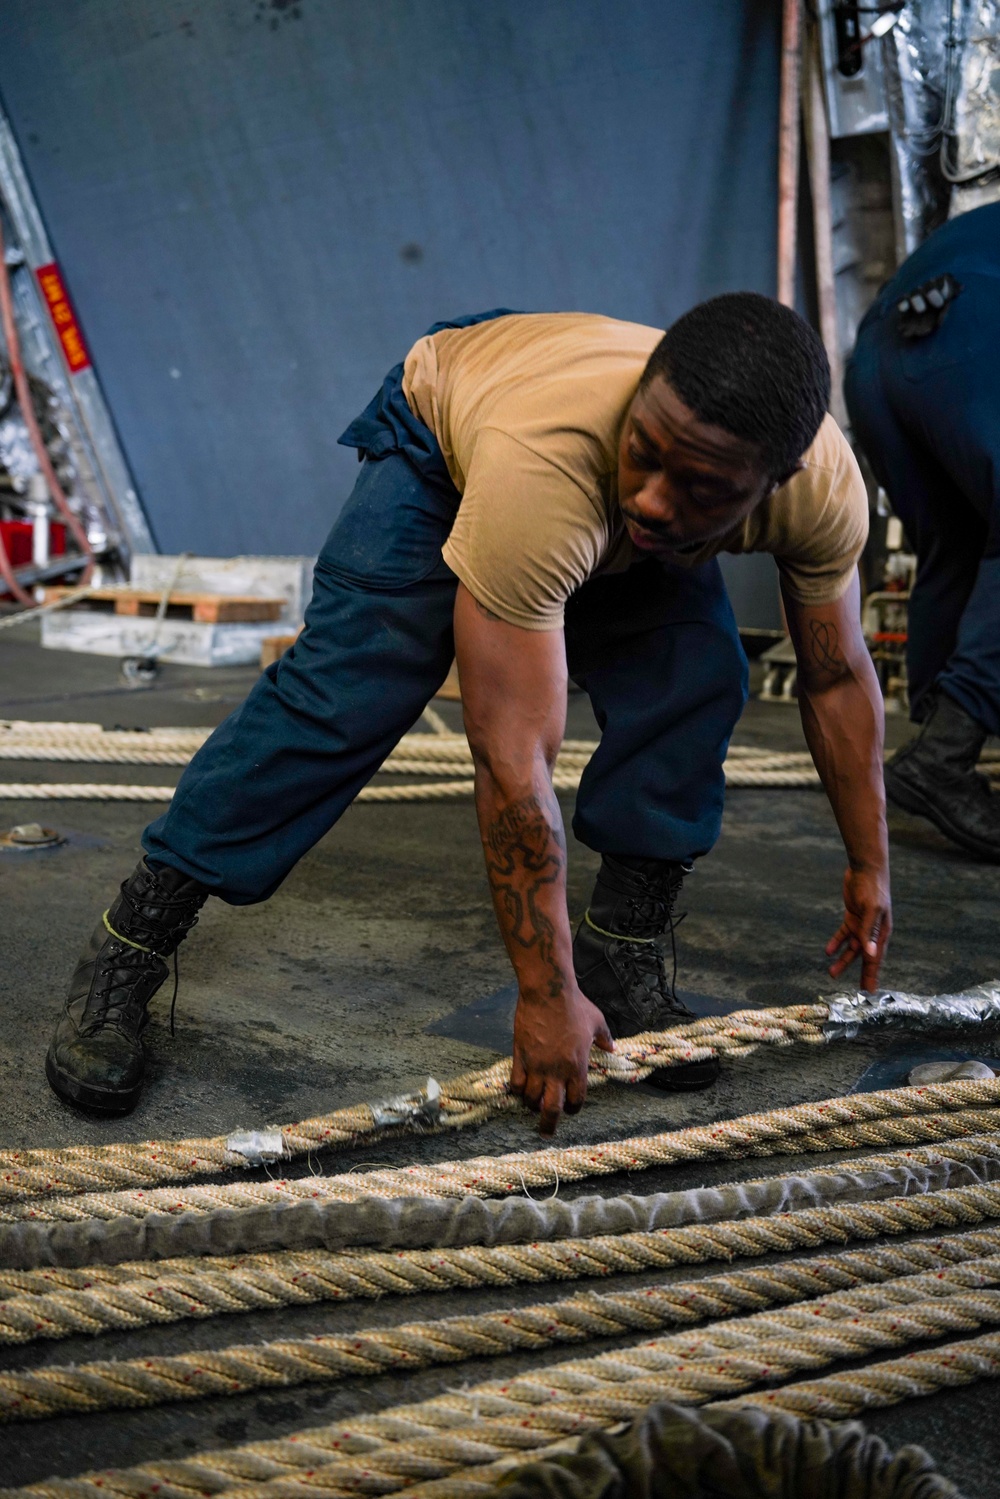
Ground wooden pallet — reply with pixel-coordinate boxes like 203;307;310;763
43;587;285;624
257;632;463;701
260;631;301;668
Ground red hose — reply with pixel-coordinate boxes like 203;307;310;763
0;212;94;601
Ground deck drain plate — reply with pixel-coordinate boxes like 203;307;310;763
0;821;65;851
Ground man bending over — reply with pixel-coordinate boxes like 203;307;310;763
45;295;891;1132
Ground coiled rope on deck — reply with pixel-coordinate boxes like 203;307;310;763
0;724;788;770
5;1127;1000;1283
4;1242;1000;1424
385;1331;1000;1498
9;1056;1000;1215
3;723;1000;774
7;1298;1000;1498
6;1101;1000;1490
2;721;1000;800
4;1132;1000;1325
4;1205;1000;1348
0;765;825;799
0;1005;837;1206
478;1401;960;1499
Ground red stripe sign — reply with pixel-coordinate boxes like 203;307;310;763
35;261;91;373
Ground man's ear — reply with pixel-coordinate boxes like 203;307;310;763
768;459;806;493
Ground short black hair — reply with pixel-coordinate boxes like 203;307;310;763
641;292;830;479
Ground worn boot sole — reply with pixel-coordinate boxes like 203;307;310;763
644;1057;720;1091
885;766;1000;863
44;1050;143;1116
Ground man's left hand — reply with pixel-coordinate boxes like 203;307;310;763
825;866;892;992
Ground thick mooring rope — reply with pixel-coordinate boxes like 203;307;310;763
9;1059;1000;1217
727;1330;1000;1421
7;1125;1000;1490
0;766;825;799
5;1131;1000;1279
0;1006;837;1206
389;1333;1000;1499
3;722;1000;801
3;1209;1000;1348
3;718;999;804
7;1305;1000;1498
0;725;843;800
465;1401;960;1499
385;1331;1000;1498
4;1099;1000;1494
0;730;593;771
3;722;999;771
0;724;776;770
2;721;997;752
4;1244;1000;1424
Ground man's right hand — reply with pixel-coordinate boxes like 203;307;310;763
511;985;614;1136
454;581;611;1137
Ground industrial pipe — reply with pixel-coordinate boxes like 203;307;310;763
777;0;803;307
803;22;847;426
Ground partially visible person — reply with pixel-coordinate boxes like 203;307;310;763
846;201;1000;861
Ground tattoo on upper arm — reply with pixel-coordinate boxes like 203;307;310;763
474;598;504;623
484;791;567;996
808;618;847;677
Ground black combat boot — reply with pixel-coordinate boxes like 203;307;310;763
45;859;208;1114
573;854;718;1091
885;691;1000;861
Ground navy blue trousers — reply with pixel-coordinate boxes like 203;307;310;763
144;360;747;904
845;202;1000;733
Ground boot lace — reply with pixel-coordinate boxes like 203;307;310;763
586;867;690;1020
621;917;688;1018
86;945;164;1035
86;878;201;1036
115;877;205;952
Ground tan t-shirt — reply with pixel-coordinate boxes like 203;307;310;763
402;312;868;631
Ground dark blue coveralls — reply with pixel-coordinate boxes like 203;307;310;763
845;202;1000;733
144;312;748;903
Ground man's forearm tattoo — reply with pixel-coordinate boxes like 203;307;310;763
808;618;846;677
484;792;566;994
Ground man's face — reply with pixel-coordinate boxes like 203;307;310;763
617;375;774;560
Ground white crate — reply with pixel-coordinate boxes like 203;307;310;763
40;611;281;667
129;555;316;627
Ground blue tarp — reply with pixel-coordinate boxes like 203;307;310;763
0;0;785;623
